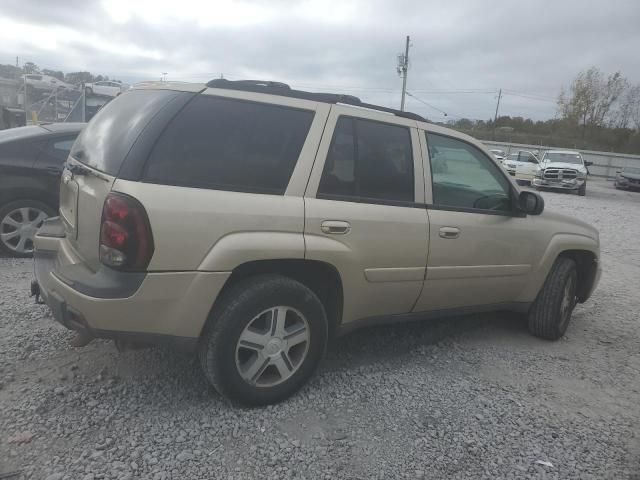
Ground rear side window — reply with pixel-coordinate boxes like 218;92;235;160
70;89;180;175
36;135;78;168
318;117;414;203
143;96;314;194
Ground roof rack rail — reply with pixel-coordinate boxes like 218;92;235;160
205;78;426;122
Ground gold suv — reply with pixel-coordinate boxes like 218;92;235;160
33;80;601;405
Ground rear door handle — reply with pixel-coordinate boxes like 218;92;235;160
439;226;460;239
321;220;351;235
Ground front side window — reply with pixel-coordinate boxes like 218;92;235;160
144;96;314;194
318;117;414;203
426;132;512;212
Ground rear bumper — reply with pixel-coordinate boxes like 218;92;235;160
34;217;230;349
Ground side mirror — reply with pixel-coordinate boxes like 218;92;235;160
518;191;544;215
584;161;593;166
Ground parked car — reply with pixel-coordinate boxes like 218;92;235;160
85;81;128;98
489;148;506;163
32;80;601;406
614;166;640;190
532;150;592;196
0;123;84;256
23;74;75;92
502;150;539;177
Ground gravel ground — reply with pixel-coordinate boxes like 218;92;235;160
1;179;639;480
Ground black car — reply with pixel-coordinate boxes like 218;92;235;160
0;123;84;257
614;166;640;191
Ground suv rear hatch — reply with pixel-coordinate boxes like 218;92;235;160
59;89;187;271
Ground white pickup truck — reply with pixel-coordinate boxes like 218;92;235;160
528;150;592;196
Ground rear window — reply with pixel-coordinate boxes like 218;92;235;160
143;95;314;194
70;89;179;175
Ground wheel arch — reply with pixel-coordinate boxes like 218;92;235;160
0;188;58;211
205;259;344;339
517;233;599;304
558;249;599;303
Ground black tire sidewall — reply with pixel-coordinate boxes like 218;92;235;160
556;268;578;335
203;276;328;406
0;199;55;257
578;183;586;196
528;258;578;340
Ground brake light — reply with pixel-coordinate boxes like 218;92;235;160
99;192;154;270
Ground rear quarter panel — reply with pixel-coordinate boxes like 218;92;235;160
112;180;307;271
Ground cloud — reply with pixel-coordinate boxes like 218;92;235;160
1;0;638;120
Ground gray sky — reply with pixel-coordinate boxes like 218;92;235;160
1;0;639;121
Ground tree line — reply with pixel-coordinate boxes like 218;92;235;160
446;67;640;155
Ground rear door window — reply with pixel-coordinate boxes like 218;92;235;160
70;89;180;176
318;117;414;203
143;96;314;194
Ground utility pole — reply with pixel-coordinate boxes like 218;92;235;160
397;35;410;111
493;88;502;140
493;88;502;123
16;56;19;68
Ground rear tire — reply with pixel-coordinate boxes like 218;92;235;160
528;257;577;340
0;200;55;257
199;274;328;406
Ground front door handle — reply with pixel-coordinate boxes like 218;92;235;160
321;220;351;235
439;226;460;239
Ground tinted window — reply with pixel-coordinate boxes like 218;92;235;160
37;136;78;167
144;96;314;194
427;132;511;212
318;118;356;196
318;117;414;203
70;89;179;175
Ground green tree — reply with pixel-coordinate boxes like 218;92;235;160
558;67;628;137
22;62;40;74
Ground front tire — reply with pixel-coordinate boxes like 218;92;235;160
528;257;578;340
578;182;586;196
199;275;328;406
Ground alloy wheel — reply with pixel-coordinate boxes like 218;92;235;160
0;207;48;254
235;306;310;387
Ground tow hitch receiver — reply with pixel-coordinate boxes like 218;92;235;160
30;280;44;305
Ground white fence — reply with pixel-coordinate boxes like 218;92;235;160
482;140;640;179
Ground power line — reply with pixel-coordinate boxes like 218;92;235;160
405;91;476;120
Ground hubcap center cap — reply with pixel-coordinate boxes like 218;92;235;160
265;338;283;356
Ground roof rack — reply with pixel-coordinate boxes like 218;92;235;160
205;78;426;122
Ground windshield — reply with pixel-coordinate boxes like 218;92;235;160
622;166;640;174
544;152;583;164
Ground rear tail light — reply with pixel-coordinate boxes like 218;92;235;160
99;192;154;271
